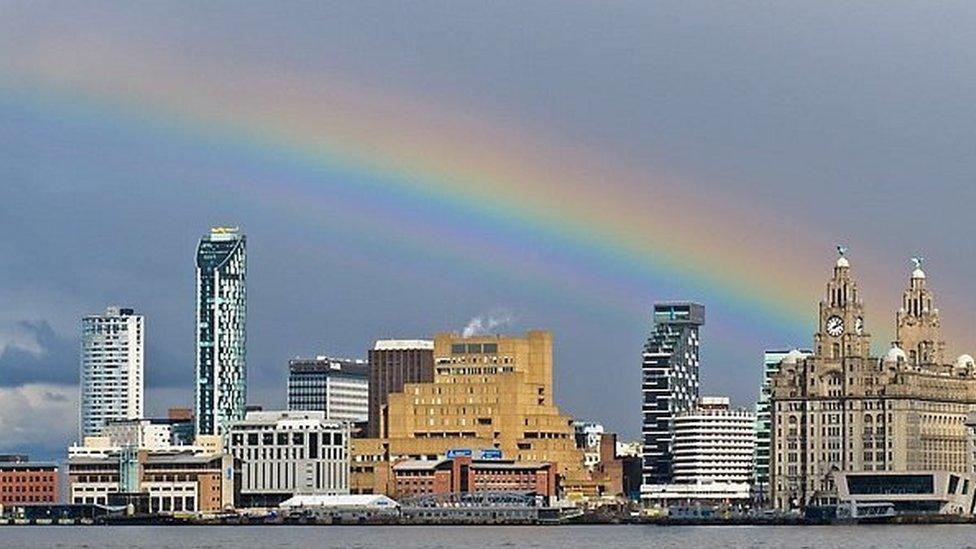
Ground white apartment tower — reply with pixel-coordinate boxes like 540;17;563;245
79;307;144;439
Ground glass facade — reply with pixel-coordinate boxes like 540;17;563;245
287;357;369;422
641;302;704;486
195;227;247;437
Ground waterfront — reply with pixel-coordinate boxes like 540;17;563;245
4;525;976;549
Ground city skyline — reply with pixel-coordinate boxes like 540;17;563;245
5;3;976;459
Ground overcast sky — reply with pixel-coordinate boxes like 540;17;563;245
3;2;976;458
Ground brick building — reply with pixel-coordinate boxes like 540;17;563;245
367;340;434;438
392;456;557;500
0;461;59;505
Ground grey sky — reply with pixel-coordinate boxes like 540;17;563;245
2;2;976;457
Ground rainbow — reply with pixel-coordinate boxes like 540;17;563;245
2;39;964;355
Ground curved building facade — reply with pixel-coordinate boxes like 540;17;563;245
195;226;247;437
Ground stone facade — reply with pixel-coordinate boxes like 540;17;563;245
770;251;976;510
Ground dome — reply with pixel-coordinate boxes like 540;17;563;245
956;354;975;369
836;256;850;268
884;346;907;363
912;267;926;279
781;349;808;365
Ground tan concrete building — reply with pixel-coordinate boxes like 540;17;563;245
771;251;976;510
351;330;585;494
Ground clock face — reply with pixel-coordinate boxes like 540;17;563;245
826;315;845;337
855;317;864;335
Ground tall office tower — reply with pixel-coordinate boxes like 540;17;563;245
366;340;434;438
770;252;976;511
641;302;705;486
288;356;369;422
754;348;811;501
79;307;145;440
195;226;247;437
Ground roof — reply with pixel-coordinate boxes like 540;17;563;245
392;459;551;472
393;459;449;471
288;357;369;377
471;461;549;471
373;339;434;351
68;451;222;466
279;494;399;509
236;410;348;428
0;461;59;470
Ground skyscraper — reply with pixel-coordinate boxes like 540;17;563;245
80;307;144;440
640;302;705;486
288;356;369;422
195;226;247;437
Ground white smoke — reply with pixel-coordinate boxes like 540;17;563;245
462;310;515;337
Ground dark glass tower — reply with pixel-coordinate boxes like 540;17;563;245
640;302;705;486
195;226;247;437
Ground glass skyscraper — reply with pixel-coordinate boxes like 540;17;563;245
195;226;247;437
640;302;705;486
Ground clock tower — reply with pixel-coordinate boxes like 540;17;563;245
814;247;871;362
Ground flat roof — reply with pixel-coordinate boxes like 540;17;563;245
373;340;433;351
0;462;59;470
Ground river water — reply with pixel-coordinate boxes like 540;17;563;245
3;524;976;548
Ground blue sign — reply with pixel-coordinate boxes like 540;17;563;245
446;448;473;459
479;449;503;460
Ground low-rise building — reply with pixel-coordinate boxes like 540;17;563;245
392;456;557;501
573;421;605;470
67;448;236;513
228;410;350;508
279;494;400;522
0;460;59;506
835;471;976;516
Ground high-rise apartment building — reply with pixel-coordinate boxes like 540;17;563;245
366;340;434;438
80;307;144;439
288;356;369;422
771;252;976;510
641;302;705;486
754;348;811;502
195;226;247;437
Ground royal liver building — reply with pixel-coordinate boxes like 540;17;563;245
770;249;976;510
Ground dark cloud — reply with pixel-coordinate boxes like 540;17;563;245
0;322;76;387
0;320;188;389
3;2;976;460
